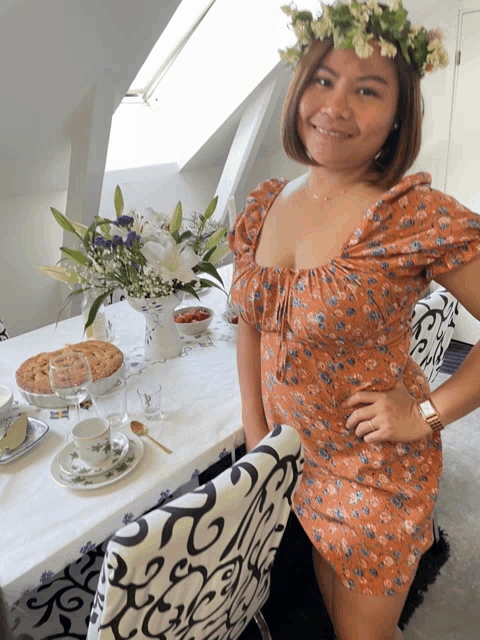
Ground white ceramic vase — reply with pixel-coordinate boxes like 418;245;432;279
127;292;184;361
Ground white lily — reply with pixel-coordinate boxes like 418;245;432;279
144;206;170;235
141;232;201;283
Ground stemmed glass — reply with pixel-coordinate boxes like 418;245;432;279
49;352;93;421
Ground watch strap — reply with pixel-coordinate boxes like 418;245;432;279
417;398;444;433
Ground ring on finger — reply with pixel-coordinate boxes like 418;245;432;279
368;419;375;433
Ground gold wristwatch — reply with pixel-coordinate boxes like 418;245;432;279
417;398;444;433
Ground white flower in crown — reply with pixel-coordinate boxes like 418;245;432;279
388;0;400;10
427;28;444;44
366;0;383;16
353;31;374;59
279;46;303;66
378;36;397;58
348;2;369;24
312;16;333;40
407;24;422;47
294;20;312;46
281;4;297;18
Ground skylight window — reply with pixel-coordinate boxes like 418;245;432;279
124;0;216;105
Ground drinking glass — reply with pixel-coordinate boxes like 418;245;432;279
137;382;163;421
49;352;92;421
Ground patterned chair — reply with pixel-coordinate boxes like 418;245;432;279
0;317;9;341
9;425;303;640
409;286;459;385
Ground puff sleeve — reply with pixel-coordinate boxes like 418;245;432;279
419;190;480;281
227;178;287;266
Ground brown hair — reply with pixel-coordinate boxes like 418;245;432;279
281;38;423;190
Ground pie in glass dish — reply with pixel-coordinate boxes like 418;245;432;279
15;341;125;407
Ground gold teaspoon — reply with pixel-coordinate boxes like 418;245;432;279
130;420;172;454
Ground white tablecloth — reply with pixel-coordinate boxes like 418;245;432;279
0;265;244;604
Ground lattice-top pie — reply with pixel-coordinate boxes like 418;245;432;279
15;341;124;395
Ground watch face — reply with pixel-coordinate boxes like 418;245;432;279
420;400;436;418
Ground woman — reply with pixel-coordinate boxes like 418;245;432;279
228;2;480;640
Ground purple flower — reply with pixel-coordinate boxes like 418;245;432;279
112;235;124;249
158;489;171;505
126;231;141;249
80;540;96;554
113;215;134;227
40;570;54;584
130;261;139;269
122;512;135;525
94;235;109;247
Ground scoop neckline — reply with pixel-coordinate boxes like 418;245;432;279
251;173;431;273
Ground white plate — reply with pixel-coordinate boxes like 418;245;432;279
50;434;143;490
58;432;130;477
18;360;125;408
0;413;49;465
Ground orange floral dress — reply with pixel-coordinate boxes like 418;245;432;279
228;172;480;597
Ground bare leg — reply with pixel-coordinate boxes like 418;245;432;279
312;547;335;623
331;572;408;640
312;545;407;640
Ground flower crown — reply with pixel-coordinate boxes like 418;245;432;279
279;0;448;77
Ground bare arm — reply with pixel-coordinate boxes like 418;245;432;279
237;316;269;451
430;255;480;427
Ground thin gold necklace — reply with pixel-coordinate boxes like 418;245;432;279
307;176;352;202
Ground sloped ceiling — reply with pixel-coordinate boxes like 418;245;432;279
182;64;292;171
0;0;182;198
146;0;294;171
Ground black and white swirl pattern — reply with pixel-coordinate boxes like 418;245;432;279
0;317;9;341
409;286;459;383
87;425;303;640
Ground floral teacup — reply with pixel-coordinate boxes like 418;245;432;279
70;417;111;465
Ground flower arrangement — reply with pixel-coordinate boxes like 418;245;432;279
40;187;230;330
279;0;448;77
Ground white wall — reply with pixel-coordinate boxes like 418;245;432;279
99;163;224;222
0;0;181;337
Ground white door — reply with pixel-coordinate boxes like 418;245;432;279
444;2;480;345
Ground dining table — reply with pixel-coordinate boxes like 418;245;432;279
0;263;244;606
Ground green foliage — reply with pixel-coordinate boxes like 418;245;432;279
84;289;114;331
114;186;124;218
203;227;227;252
169;202;183;234
60;247;91;266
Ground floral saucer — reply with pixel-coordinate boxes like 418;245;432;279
58;432;129;477
50;434;143;490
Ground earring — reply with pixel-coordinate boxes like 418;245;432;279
393;121;399;130
306;149;313;160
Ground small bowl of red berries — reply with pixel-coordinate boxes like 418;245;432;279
173;306;214;336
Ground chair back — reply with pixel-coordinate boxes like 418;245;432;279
87;424;303;640
409;286;459;383
0;317;9;341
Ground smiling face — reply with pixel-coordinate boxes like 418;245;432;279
296;44;400;177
